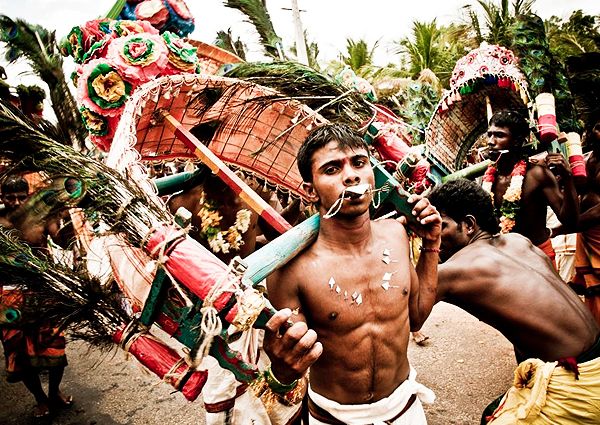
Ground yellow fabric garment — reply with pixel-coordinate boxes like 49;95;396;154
488;357;600;424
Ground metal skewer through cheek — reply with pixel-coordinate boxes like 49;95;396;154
323;184;379;219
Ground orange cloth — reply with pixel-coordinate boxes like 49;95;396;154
537;238;557;269
0;288;67;383
573;226;600;324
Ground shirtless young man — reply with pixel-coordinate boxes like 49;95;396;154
486;110;578;264
427;178;600;424
262;123;442;424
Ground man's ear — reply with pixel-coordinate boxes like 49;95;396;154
463;214;477;234
302;182;319;204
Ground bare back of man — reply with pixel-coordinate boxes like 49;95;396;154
439;233;599;361
269;218;414;404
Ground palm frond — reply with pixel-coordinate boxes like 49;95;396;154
225;0;283;59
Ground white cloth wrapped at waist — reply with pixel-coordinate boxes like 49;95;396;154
308;367;435;425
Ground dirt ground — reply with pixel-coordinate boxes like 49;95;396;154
0;302;515;425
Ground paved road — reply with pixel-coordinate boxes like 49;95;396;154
0;302;515;424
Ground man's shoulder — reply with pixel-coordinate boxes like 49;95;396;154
270;242;317;280
372;217;407;234
448;245;497;271
525;161;550;180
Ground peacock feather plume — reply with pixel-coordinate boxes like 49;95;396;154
510;13;581;133
224;61;375;126
0;15;86;149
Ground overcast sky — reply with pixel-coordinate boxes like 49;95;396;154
1;0;598;116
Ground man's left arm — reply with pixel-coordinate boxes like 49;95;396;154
403;195;442;331
542;153;579;231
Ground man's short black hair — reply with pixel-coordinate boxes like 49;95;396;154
297;123;369;183
1;174;28;195
428;178;500;234
489;109;530;146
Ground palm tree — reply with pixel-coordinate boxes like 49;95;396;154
342;38;378;72
464;0;535;46
288;30;320;70
395;20;472;87
546;11;600;61
0;16;86;149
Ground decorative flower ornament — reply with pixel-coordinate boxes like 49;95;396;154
60;20;113;64
163;0;195;36
77;59;133;116
482;160;527;233
197;196;252;254
110;20;159;37
135;0;170;29
107;33;169;83
162;32;199;74
80;106;109;136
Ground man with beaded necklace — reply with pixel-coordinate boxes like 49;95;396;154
484;110;579;266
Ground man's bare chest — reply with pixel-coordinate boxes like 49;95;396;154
301;250;411;322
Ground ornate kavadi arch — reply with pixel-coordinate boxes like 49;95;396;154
425;43;531;175
107;73;324;199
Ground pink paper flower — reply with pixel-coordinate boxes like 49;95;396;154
107;33;169;84
109;20;159;37
77;59;133;117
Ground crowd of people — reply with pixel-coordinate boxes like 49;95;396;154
2;111;600;424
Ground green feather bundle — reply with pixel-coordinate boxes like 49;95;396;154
0;100;170;247
511;14;581;132
224;61;374;126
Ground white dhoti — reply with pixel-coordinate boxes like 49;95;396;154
307;368;435;424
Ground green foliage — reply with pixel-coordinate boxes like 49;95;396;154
289;30;320;70
341;38;377;71
546;10;600;61
395;20;472;87
225;0;283;59
214;28;247;60
464;0;534;46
